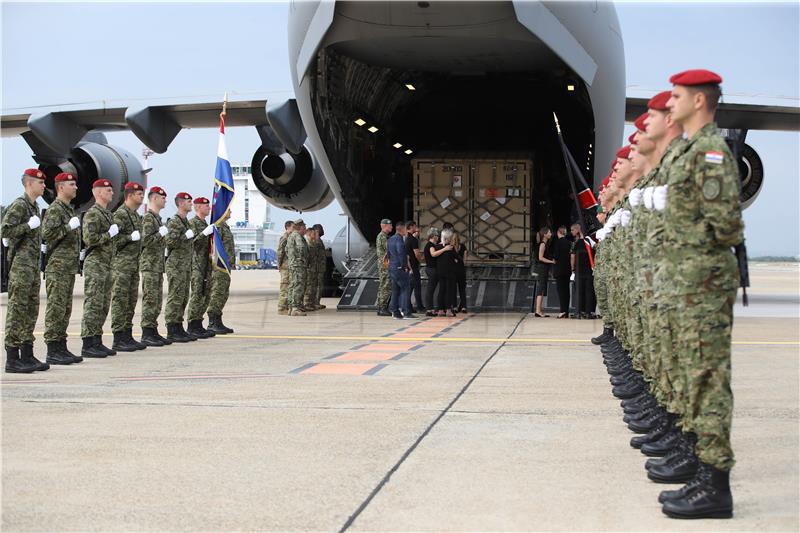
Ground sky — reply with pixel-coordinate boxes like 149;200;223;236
2;1;799;257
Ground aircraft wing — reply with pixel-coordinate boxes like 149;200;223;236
626;97;800;132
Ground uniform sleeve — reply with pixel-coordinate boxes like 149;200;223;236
165;217;183;248
41;205;69;244
141;214;158;250
1;201;34;240
695;150;744;247
113;208;132;247
82;209;110;248
277;236;287;267
189;219;207;256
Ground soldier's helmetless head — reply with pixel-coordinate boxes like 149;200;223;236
176;198;192;214
125;189;145;208
22;175;46;197
56;179;78;201
668;84;719;124
93;185;114;205
149;191;167;210
285;220;294;231
644;109;669;143
194;203;211;218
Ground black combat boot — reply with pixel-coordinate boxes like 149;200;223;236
60;340;83;363
377;307;392;317
81;337;108;358
628;408;670;433
181;322;198;341
5;346;37;373
45;341;74;365
21;343;49;371
642;427;683;456
662;463;733;519
154;327;172;345
648;433;699;483
623;394;657;414
591;327;614;345
187;320;213;339
207;313;233;334
166;323;190;343
126;329;147;350
613;378;645;399
95;335;116;356
112;331;138;352
140;327;165;347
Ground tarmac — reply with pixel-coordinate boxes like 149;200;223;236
2;262;798;531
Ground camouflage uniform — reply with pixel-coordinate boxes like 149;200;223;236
286;231;308;309
186;216;212;322
277;231;290;312
42;199;80;343
139;210;167;329
110;204;143;333
374;231;390;309
2;194;41;348
164;214;193;325
314;240;326;307
593;237;611;329
81;203;116;338
303;236;322;309
207;220;235;315
658;123;743;471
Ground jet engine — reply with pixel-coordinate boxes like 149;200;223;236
736;143;764;210
250;143;334;212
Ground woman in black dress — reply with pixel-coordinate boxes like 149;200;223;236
534;227;556;317
552;226;574;318
423;227;448;316
452;232;468;313
436;229;458;317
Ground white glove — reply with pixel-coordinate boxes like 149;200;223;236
202;225;214;236
68;216;81;230
184;229;194;239
108;224;119;238
621;210;632;227
158;226;168;237
585;237;596;248
79;249;86;261
40;243;47;253
629;188;643;208
27;216;41;230
607;212;620;228
130;230;141;242
653;185;668;212
643;187;655;210
1;238;8;247
164;248;169;258
570;272;575;282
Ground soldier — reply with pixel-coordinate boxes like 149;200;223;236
374;218;392;316
277;220;294;315
186;197;216;338
80;179;120;358
164;192;197;343
206;210;235;334
302;226;320;312
286;219;308;316
312;224;327;310
110;182;146;352
41;172;83;365
2;169;48;372
655;70;743;520
139;186;172;347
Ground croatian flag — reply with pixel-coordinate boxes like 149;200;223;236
211;115;234;273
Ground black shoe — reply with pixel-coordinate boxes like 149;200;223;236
81;337;108;358
392;312;403;320
591;327;613;345
628;409;668;433
60;340;83;363
156;329;173;345
662;464;732;519
96;336;116;356
187;320;214;339
613;380;645;399
141;327;165;347
5;347;37;373
21;343;49;371
126;329;147;350
631;416;674;449
377;308;392;317
112;331;138;353
642;428;683;457
166;323;191;343
45;342;74;365
425;310;437;317
182;323;199;341
207;313;234;335
402;313;417;320
648;435;699;484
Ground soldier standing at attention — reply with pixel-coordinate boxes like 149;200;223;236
80;179;120;358
206;210;235;334
164;192;196;343
2;169;48;373
186;197;216;339
286;219;308;316
277;220;294;315
657;70;743;520
41;172;83;365
302;226;320;312
139;186;171;347
110;182;146;352
374;218;392;316
312;224;327;310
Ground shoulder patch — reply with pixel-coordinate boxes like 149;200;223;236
705;151;724;165
703;177;722;200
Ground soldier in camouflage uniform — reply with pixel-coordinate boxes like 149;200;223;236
110;182;146;352
312;224;327;310
41;172;83;365
374;219;392;316
80;179;120;358
164;192;197;343
302;226;321;311
2;169;48;373
139;186;171;347
207;212;235;334
186;197;216;338
277;220;294;315
286;219;308;316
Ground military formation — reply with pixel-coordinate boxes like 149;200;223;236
276;219;327;317
2;178;236;371
591;70;744;519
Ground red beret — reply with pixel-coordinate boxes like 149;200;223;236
669;69;722;86
149;186;167;196
616;145;632;159
193;197;210;205
628;133;637;145
93;179;113;188
634;113;648;132
23;168;45;179
124;182;144;191
648;90;672;111
175;192;192;201
54;172;76;182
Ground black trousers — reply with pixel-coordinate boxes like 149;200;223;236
455;269;467;310
408;267;424;309
555;276;571;314
575;276;596;314
438;274;456;311
425;267;439;310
